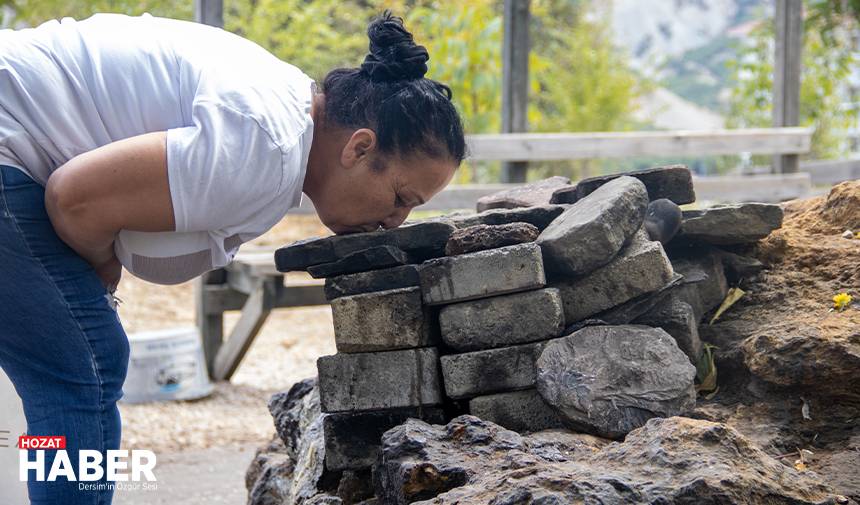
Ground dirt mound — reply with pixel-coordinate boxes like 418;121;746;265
784;179;860;235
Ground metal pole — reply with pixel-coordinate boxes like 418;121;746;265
773;0;802;173
501;0;530;183
194;0;223;28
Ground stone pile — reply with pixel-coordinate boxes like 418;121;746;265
271;164;785;478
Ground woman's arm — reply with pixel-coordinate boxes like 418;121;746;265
45;131;176;287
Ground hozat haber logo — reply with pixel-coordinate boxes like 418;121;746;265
17;435;157;491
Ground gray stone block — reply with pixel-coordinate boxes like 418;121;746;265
550;229;675;324
670;249;728;321
439;288;564;351
634;296;703;363
323;407;445;471
317;348;442;413
275;221;456;272
592;274;683;326
476;176;571;212
536;325;696;439
307;245;413;279
551;164;696;205
331;287;439;353
418;243;546;305
538;176;649;276
441;341;545;399
678;203;783;245
324;265;420;301
445;222;539;256
468;389;564;433
450;204;568;231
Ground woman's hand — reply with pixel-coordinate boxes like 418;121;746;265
94;255;122;292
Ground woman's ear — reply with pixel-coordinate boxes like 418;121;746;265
340;128;377;169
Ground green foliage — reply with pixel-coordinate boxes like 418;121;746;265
1;0;192;24
726;0;858;161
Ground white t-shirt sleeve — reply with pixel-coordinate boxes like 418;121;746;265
166;100;284;233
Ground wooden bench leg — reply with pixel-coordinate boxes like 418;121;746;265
196;269;227;380
212;277;279;381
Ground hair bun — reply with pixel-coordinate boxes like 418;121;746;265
361;11;429;82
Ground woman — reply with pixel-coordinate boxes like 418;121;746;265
0;10;465;504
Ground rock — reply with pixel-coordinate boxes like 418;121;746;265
448;204;568;230
378;416;840;504
269;378;318;460
716;249;765;284
323;408;445;471
324;265;420;301
842;229;855;239
670;248;728;321
317;348;443;413
536;325;697;438
444;222;539;256
307;245;413;279
246;435;294;505
678;203;784;245
275;221;456;272
441;341;545;399
475;176;571;212
438;288;564;351
550;229;675;323
551;164;696;205
537;176;649;276
418;243;546;305
591;273;683;326
330;287;439;353
468;389;564;433
644;198;682;244
634;295;703;363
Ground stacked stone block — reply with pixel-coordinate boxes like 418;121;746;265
274;164;784;471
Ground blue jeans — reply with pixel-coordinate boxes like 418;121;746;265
0;165;129;505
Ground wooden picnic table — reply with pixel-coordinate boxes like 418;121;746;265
195;248;327;381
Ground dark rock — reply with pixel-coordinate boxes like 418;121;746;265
331;287;439;353
324;265;420;301
441;342;545;399
449;204;568;230
380;416;839;504
269;378;317;460
418;243;546;305
307;246;413;279
317;348;443;413
644;198;682;244
468;389;565;432
275;221;456;272
551;164;696;205
592;273;683;326
335;470;376;505
678;203;784;245
476;176;571;212
536;325;696;438
444;222;539;256
324;408;445;471
538;176;649;276
670;248;729;321
717;249;765;283
439;288;564;351
246;435;294;505
634;295;703;363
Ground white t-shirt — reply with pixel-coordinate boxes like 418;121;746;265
0;13;315;284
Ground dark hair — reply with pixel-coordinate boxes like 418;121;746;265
320;10;466;166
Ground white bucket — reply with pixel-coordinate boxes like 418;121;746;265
121;327;214;404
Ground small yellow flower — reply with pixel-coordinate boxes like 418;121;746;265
833;293;853;311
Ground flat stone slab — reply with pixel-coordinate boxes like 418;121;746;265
550;229;675;323
317;348;442;413
445;222;539;256
634;296;703;363
324;264;420;300
538;176;649;276
331;287;439;353
323;407;445;471
536;325;697;439
551;165;696;205
450;204;568;231
419;243;546;305
476;176;571;212
307;245;413;279
592;274;683;326
469;389;564;433
669;248;728;321
275;221;456;272
439;288;564;351
677;203;783;245
441;341;546;399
